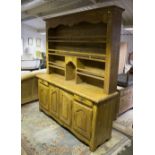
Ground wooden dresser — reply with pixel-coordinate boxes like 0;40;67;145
36;6;124;151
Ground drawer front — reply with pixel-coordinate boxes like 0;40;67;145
39;79;49;86
74;95;93;107
72;101;93;140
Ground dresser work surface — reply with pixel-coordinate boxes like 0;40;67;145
37;73;118;103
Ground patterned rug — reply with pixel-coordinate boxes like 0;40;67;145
113;110;133;137
21;102;131;155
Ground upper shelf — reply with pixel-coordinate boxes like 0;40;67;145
48;35;106;43
48;35;106;39
48;39;106;43
48;49;106;61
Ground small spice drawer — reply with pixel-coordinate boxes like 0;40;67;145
39;79;49;86
74;95;93;108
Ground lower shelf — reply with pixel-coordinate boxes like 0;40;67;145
48;49;106;61
77;67;105;78
49;64;65;70
77;71;104;81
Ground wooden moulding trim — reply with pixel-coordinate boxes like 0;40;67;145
45;6;124;28
47;20;108;29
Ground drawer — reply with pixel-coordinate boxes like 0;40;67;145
39;79;49;86
74;95;93;107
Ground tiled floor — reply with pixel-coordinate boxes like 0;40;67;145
119;140;133;155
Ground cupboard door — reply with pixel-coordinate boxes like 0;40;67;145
49;85;59;118
59;90;72;126
38;82;49;111
72;101;93;140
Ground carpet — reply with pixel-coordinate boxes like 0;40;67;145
113;109;133;137
21;102;131;155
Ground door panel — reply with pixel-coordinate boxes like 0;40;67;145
59;90;72;126
72;101;92;140
38;82;49;111
49;85;59;117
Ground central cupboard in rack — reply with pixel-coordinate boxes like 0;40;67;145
37;6;124;151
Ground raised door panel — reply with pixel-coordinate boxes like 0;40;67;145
38;82;49;111
72;101;93;140
49;85;59;118
59;90;72;126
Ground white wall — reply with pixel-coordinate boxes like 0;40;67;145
121;30;133;54
118;28;133;74
21;23;46;57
